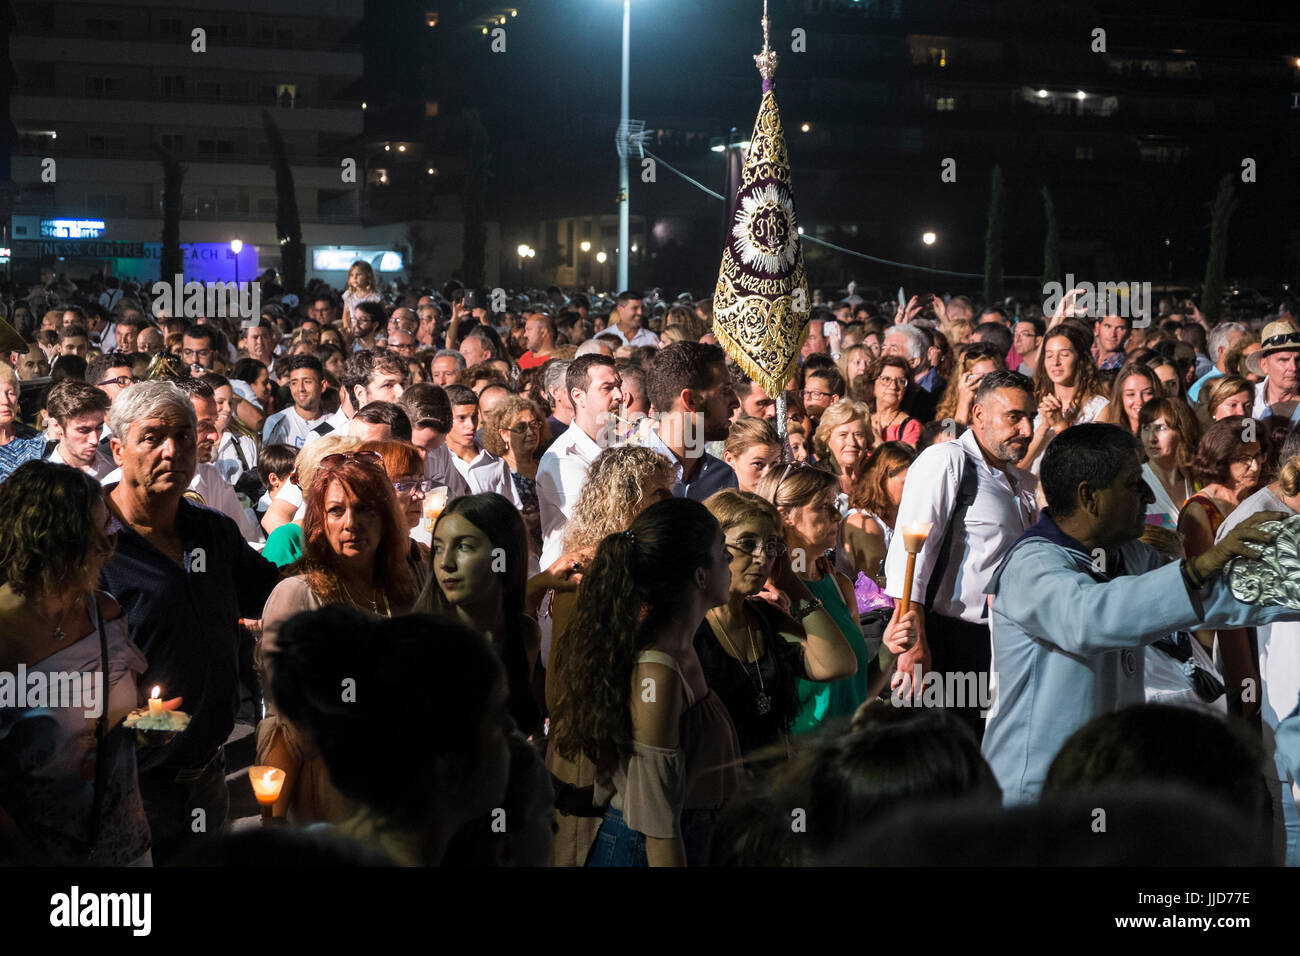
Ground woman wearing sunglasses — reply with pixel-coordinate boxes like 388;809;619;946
696;489;861;757
257;448;419;824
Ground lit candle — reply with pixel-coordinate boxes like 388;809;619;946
424;486;448;531
898;522;934;612
248;766;286;806
147;686;164;718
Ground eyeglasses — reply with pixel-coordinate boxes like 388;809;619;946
726;536;786;559
802;388;832;400
290;450;384;485
182;347;212;359
98;375;138;387
877;376;907;388
508;421;543;434
394;477;435;494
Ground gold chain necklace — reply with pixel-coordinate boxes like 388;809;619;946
339;579;392;617
707;607;771;716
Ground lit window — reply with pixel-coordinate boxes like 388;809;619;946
936;97;956;111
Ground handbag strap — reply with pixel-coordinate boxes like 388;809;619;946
86;594;110;861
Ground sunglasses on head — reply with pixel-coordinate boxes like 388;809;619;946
290;450;384;485
1263;331;1300;349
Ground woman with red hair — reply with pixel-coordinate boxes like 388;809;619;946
256;452;418;823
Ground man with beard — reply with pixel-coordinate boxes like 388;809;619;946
634;342;740;501
883;370;1039;741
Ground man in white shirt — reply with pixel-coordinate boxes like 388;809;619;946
1246;320;1300;421
603;291;660;348
537;354;623;566
442;384;521;505
884;369;1039;740
44;379;116;480
262;354;328;448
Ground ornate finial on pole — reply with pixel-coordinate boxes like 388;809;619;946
754;0;779;82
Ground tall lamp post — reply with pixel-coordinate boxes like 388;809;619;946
230;237;243;285
617;0;630;292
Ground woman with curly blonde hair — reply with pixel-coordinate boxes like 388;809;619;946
933;342;1005;427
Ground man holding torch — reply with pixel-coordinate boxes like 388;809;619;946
882;370;1039;739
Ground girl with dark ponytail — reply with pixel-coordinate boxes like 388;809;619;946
549;497;742;867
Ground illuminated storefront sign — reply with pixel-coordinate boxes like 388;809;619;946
40;218;106;239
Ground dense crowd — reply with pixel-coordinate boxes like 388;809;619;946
3;260;1300;867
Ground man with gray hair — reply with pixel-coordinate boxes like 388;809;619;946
102;380;277;863
431;348;465;387
543;358;573;441
1188;321;1248;401
883;323;945;422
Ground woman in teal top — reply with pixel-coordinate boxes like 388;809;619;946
757;462;874;733
262;521;303;568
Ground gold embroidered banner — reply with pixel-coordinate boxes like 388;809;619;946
712;85;809;399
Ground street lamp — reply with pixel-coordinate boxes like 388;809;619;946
617;0;631;292
580;240;591;253
922;232;936;246
230;237;242;284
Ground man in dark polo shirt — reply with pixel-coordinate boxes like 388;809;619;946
635;341;739;501
101;380;278;863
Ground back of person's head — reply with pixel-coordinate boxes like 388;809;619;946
440;733;554;867
827;784;1266;865
399;382;451;434
352;401;412;441
551;497;722;764
646;341;725;414
1040;422;1140;518
561;445;677;553
357;438;423;481
0;460;109;597
269;608;505;830
1044;704;1269;831
805;707;1001;855
257;443;298;486
972;321;1012;356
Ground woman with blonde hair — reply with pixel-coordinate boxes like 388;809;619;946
813;399;872;513
482;394;549;563
933;342;1005;428
1197;374;1252;425
755;463;873;733
695;489;865;756
664;304;706;342
659;323;690;346
722;416;782;494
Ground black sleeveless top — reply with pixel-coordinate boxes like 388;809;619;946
693;599;807;756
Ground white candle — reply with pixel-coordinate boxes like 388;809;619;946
902;521;934;554
147;686;164;718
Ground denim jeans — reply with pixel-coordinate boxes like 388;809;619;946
585;806;719;867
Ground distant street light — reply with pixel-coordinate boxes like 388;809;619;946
230;237;242;284
596;251;607;264
580;240;592;253
922;232;936;246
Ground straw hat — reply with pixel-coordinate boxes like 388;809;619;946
0;315;25;356
1245;319;1300;377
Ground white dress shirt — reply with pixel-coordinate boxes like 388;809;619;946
47;443;116;482
452;448;524;507
604;324;660;348
262;405;327;448
883;428;1039;622
214;430;258;484
537;420;607;567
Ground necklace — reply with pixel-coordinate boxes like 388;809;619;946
708;607;771;716
339;579;392;617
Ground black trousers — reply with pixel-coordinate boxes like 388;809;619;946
923;611;992;743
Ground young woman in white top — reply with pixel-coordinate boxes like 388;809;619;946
1023;324;1109;473
1138;396;1202;532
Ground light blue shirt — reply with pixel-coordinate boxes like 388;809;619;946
982;527;1300;804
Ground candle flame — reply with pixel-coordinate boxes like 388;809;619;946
150;685;160;699
263;770;274;784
